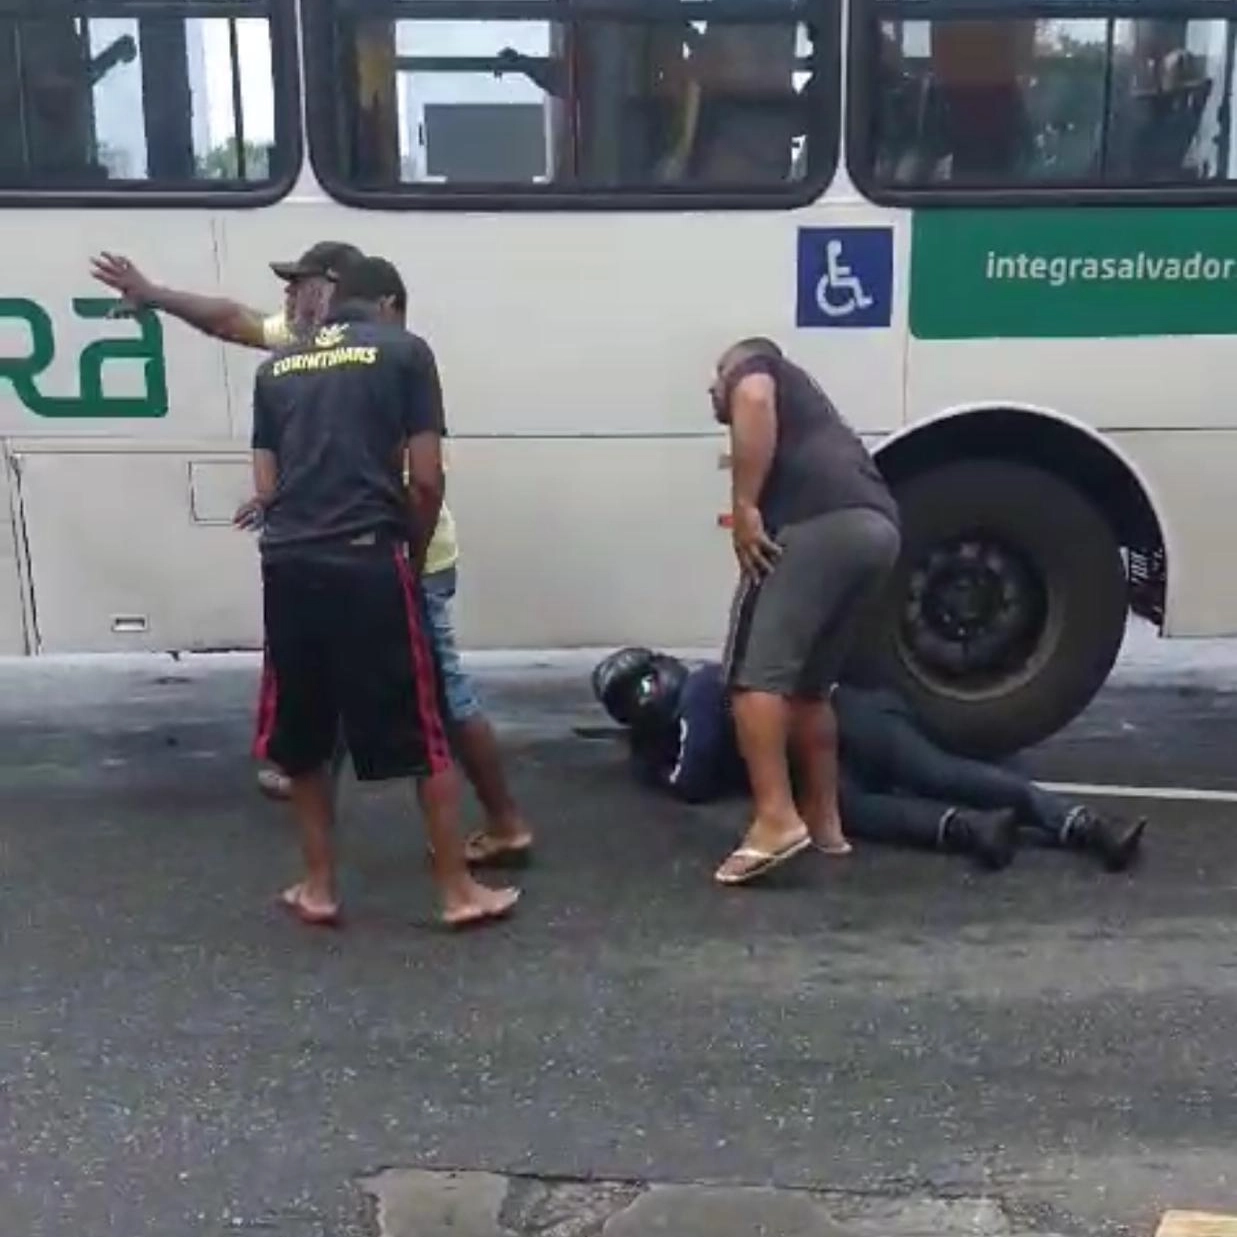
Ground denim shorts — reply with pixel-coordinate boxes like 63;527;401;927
422;565;483;723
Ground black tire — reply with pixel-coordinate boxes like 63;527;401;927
852;460;1128;759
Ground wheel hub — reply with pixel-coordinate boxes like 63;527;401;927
901;536;1047;689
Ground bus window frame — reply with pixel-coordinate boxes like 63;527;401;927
302;0;841;211
0;0;302;209
846;0;1237;207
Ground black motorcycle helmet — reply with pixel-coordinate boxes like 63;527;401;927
631;654;690;735
592;647;689;732
592;646;657;726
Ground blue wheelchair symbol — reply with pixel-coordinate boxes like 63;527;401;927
796;227;893;329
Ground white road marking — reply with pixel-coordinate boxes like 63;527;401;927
1038;781;1237;804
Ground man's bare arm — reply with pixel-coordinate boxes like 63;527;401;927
405;432;445;571
90;252;270;349
727;373;783;579
729;373;778;514
147;287;269;349
252;449;278;506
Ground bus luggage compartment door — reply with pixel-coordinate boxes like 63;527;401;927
13;448;259;654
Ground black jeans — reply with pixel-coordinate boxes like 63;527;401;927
839;772;956;848
835;686;1072;846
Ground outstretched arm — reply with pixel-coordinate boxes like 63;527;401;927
90;252;272;349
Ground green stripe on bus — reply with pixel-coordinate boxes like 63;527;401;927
910;207;1237;340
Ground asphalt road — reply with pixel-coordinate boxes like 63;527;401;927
3;630;1237;1237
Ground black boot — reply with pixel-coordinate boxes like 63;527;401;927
943;807;1019;871
1064;808;1147;873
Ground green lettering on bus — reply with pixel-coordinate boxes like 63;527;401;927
910;208;1237;340
0;297;168;418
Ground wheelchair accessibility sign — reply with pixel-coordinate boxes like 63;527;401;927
796;226;893;329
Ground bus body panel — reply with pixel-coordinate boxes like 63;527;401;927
26;420;1237;654
1108;428;1237;638
203;191;908;652
0;187;909;654
908;336;1237;432
3;0;1236;663
437;435;738;649
9;436;739;652
0;213;234;443
0;450;28;655
13;445;259;653
7;183;1237;653
211;195;905;441
9;191;1237;651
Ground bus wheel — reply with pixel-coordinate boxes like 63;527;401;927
862;459;1128;759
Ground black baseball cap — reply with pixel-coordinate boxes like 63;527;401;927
270;240;362;282
333;255;407;310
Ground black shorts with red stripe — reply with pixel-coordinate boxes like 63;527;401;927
255;544;452;782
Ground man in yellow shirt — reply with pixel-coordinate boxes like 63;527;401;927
89;246;534;867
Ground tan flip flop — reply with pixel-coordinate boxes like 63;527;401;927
278;883;342;928
816;840;854;857
463;832;534;869
714;832;812;886
443;887;521;930
257;767;292;801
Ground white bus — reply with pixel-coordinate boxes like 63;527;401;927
0;0;1233;757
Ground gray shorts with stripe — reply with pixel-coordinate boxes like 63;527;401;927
722;506;901;700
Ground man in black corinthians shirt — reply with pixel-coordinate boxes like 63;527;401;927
251;255;519;930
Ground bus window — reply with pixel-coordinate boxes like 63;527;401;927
856;3;1237;190
0;0;293;196
1107;18;1233;182
309;0;834;201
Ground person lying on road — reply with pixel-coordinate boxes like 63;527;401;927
593;648;1147;874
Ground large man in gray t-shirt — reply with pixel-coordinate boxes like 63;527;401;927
709;336;902;887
